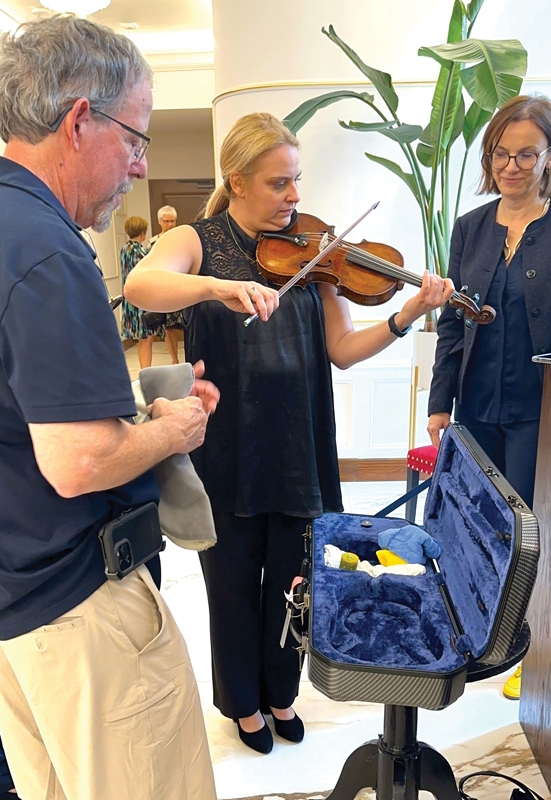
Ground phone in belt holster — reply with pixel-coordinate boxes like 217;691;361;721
98;502;166;580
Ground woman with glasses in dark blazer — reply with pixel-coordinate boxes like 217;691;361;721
429;94;551;507
428;94;551;700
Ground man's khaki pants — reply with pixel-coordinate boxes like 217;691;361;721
0;565;216;800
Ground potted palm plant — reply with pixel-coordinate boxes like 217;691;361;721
283;0;527;334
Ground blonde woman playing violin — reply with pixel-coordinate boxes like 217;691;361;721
125;112;454;754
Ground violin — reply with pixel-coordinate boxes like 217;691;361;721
255;212;495;325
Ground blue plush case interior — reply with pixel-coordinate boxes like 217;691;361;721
311;425;518;675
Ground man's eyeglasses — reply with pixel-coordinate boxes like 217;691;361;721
49;104;151;163
488;147;551;171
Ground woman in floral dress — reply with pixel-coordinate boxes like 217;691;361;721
120;216;164;368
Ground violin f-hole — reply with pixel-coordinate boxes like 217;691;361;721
300;258;333;270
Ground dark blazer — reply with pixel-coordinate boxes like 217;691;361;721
428;197;551;416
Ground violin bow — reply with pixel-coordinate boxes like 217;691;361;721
243;201;380;327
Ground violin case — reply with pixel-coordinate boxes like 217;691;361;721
306;423;539;710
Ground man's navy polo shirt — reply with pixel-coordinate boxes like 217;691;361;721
0;157;158;639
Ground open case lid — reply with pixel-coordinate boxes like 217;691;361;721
424;423;540;665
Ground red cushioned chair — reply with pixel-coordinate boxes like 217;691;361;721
405;444;438;522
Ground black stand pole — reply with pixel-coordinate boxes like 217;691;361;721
327;704;460;800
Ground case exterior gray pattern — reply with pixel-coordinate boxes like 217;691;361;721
308;424;539;712
308;652;466;710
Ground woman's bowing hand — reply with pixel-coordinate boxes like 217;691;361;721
211;279;280;321
399;270;455;325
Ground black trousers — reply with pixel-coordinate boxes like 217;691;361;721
199;512;310;719
455;409;540;508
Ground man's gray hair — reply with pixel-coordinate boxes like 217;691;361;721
0;14;153;144
157;205;177;221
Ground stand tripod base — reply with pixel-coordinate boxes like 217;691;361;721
327;705;460;800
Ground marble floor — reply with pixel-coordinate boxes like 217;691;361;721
125;342;550;800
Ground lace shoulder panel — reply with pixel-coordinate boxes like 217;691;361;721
190;215;267;283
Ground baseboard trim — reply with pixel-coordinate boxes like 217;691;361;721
339;458;407;482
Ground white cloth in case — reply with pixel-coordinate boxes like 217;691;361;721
324;544;425;578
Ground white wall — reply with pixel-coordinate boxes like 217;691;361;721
146;127;215;180
153;67;214;111
214;0;550;90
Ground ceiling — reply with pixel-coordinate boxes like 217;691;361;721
0;0;214;141
0;0;213;51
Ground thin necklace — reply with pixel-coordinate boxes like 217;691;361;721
504;197;550;261
225;210;258;265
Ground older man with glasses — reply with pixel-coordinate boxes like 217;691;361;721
0;14;217;800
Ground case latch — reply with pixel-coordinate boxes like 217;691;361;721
506;494;525;510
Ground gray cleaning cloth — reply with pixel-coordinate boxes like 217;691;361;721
132;363;216;551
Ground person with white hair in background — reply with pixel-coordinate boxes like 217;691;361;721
150;205;182;363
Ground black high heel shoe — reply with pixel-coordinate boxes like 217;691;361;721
234;718;273;754
262;708;305;743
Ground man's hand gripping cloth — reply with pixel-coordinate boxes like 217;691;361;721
132;363;216;550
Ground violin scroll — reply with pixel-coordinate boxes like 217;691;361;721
449;292;496;325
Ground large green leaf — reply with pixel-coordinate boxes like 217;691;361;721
466;0;486;24
449;92;466;146
283;90;374;135
322;25;399;114
363;152;422;206
416;135;434;169
339;119;423;143
417;93;465;167
463;100;493;149
434;66;462;149
419;39;526;110
418;60;465;169
461;65;523;111
419;38;526;72
338;120;394;132
447;0;467;43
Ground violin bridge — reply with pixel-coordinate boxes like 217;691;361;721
319;232;329;254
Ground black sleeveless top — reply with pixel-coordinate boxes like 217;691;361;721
185;211;342;518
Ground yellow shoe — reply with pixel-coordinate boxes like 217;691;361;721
503;665;522;700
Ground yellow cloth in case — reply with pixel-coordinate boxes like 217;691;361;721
376;549;408;567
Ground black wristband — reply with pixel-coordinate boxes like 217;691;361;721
388;312;412;338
